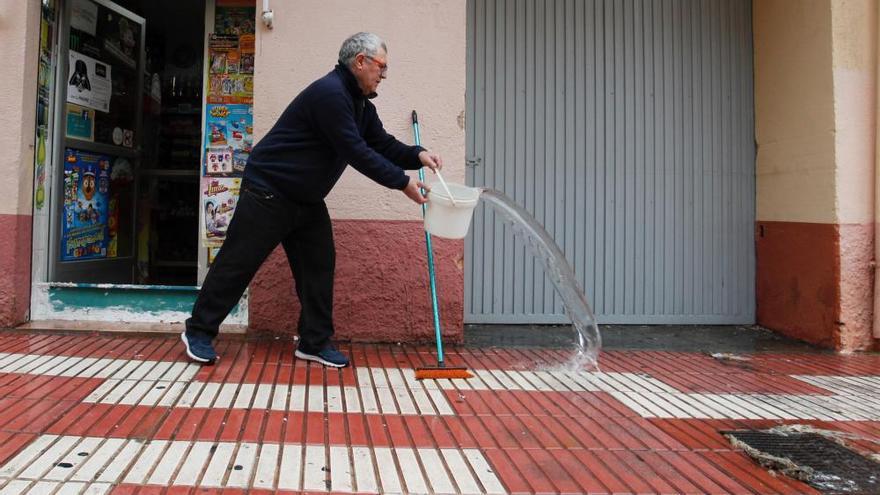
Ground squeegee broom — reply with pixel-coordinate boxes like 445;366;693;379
411;110;472;380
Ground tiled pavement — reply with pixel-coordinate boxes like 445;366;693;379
0;332;877;494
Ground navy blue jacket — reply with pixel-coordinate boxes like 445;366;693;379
244;63;424;203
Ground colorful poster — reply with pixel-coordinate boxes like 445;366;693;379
207;74;253;104
209;34;239;74
199;7;254;253
34;3;56;211
205;148;233;175
61;148;112;261
35;127;48;210
206;8;255;105
204;104;252;176
107;157;133;258
214;7;256;36
202;177;241;246
207;33;253;105
65;103;94;140
67;50;111;112
239;34;254;74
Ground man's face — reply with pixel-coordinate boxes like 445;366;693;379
353;49;388;96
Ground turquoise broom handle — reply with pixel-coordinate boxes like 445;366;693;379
412;110;445;365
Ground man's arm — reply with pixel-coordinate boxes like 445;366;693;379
363;108;425;170
312;92;410;190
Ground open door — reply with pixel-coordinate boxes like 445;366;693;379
49;0;144;283
31;0;247;326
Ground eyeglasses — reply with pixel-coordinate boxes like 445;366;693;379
363;54;388;75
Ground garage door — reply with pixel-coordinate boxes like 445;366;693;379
465;0;756;324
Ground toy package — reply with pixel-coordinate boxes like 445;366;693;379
61;148;112;260
204;104;252;176
202;177;240;246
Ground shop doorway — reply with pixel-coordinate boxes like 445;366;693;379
31;0;251;325
48;0;205;286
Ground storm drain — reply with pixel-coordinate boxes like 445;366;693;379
724;430;880;494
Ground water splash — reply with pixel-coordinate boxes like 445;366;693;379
479;188;602;371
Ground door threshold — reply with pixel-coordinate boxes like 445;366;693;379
30;283;248;325
18;320;247;335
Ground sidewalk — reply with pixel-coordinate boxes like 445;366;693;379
0;330;877;494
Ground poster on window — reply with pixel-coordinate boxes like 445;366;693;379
61;148;112;261
204;104;252;176
67;50;112;112
202;177;240;246
66;103;94;140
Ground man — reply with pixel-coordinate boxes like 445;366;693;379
181;32;442;367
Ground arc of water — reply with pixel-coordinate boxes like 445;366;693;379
478;188;602;370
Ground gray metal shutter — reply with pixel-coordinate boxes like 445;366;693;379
465;0;756;324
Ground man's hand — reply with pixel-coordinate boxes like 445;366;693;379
418;150;443;173
402;176;431;204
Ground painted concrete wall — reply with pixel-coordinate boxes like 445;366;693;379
833;0;878;225
831;0;877;350
253;0;467;221
0;0;40;217
250;0;467;342
754;0;836;224
0;0;40;326
754;0;878;350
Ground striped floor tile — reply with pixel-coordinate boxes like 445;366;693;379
82;379;455;415
5;350;880;421
436;368;680;393
0;480;112;495
792;374;880;395
606;390;880;420
0;435;505;494
79;367;455;415
0;353;199;382
2;335;870;494
439;370;880;421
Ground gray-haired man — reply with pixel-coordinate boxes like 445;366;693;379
182;32;443;367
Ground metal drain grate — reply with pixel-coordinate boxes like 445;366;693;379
725;430;880;494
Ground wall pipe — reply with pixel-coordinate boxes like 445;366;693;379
874;1;880;339
261;0;273;29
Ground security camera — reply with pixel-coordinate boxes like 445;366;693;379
262;9;274;29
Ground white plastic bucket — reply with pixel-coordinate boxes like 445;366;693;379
424;182;481;239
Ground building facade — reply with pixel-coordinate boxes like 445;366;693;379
0;0;876;351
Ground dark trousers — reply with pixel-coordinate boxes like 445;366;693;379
186;182;336;353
